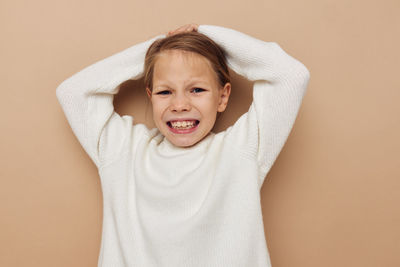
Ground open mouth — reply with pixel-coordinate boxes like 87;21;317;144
167;120;200;130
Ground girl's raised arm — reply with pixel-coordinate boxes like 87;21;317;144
197;25;310;186
56;33;165;169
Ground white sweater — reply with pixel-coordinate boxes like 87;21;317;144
56;24;310;267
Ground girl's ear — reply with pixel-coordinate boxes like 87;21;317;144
146;87;152;99
217;82;231;112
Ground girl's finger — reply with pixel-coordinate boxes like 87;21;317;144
189;23;199;31
177;25;191;33
167;23;199;36
186;23;198;31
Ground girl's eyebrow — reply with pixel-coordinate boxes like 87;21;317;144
153;84;171;90
154;79;210;89
186;79;210;87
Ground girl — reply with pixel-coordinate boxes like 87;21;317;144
56;23;310;267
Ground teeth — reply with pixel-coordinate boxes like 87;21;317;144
170;120;197;129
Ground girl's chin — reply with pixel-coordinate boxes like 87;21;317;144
166;136;200;148
164;131;204;148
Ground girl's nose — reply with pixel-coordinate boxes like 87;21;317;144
170;94;191;112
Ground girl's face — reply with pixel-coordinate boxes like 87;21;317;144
146;49;231;148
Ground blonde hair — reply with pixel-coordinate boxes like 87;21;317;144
144;31;230;91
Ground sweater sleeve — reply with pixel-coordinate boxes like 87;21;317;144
197;25;310;186
56;33;166;169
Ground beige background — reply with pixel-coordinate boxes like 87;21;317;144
1;0;399;266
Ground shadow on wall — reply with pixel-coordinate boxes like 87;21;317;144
113;68;254;133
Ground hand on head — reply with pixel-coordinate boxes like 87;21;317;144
167;23;199;37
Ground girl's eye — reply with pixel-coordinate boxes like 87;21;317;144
192;88;205;93
156;90;171;95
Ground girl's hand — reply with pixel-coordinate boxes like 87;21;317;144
167;23;199;37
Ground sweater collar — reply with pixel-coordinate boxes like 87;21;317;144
157;132;215;156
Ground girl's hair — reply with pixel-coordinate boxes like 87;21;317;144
144;31;230;91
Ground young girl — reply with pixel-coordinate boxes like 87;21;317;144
56;23;310;267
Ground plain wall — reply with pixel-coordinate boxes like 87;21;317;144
1;0;399;266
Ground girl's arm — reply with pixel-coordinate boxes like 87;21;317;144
197;25;310;186
56;33;165;169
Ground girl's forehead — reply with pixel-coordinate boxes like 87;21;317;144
157;49;210;66
153;50;218;85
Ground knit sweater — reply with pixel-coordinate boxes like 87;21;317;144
56;24;310;267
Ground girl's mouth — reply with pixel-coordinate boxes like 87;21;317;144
166;120;200;134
